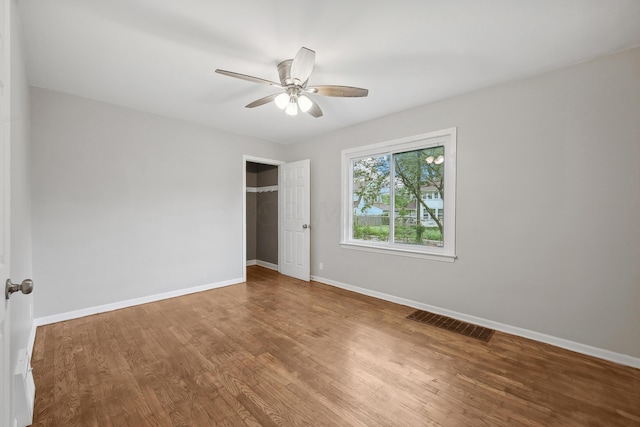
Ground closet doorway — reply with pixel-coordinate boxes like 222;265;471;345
243;156;284;281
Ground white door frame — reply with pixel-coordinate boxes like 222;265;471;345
242;155;285;282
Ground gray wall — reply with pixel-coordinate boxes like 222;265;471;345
31;87;284;318
288;47;640;359
246;162;258;187
256;165;278;265
257;164;277;186
246;192;257;260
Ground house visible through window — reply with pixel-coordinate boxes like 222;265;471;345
342;128;457;261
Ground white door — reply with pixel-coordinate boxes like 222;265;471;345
0;0;11;424
280;159;310;281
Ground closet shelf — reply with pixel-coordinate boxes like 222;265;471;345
246;185;278;193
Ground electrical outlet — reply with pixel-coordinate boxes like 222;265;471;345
319;262;324;270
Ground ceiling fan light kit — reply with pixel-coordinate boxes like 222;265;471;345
285;97;298;116
297;95;313;112
215;47;368;118
274;93;289;109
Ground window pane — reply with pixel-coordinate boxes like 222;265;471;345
352;155;391;242
393;146;444;247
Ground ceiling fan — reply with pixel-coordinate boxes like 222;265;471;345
215;47;368;118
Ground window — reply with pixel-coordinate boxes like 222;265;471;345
341;128;457;261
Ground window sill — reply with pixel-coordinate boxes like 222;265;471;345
339;241;457;262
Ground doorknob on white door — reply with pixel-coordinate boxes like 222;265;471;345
5;278;33;300
302;224;309;229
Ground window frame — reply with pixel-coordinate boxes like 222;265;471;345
340;128;457;262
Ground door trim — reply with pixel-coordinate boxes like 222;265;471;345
242;155;285;282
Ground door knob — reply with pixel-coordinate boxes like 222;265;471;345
302;224;309;229
5;279;34;300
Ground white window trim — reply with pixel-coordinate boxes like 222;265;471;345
340;128;457;262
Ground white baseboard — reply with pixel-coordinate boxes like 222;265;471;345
247;259;278;271
256;260;278;271
34;277;244;327
311;275;640;369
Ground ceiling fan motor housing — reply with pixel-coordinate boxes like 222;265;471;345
277;59;294;86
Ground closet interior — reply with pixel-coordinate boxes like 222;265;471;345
246;162;279;269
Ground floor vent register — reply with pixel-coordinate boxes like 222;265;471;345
407;310;495;342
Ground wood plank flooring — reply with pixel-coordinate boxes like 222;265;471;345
31;266;640;426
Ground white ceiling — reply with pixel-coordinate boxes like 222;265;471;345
18;0;640;144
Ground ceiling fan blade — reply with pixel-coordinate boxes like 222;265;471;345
215;69;282;87
304;97;323;118
306;85;368;97
290;47;315;84
245;93;280;108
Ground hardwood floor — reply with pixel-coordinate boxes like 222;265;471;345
31;266;640;426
